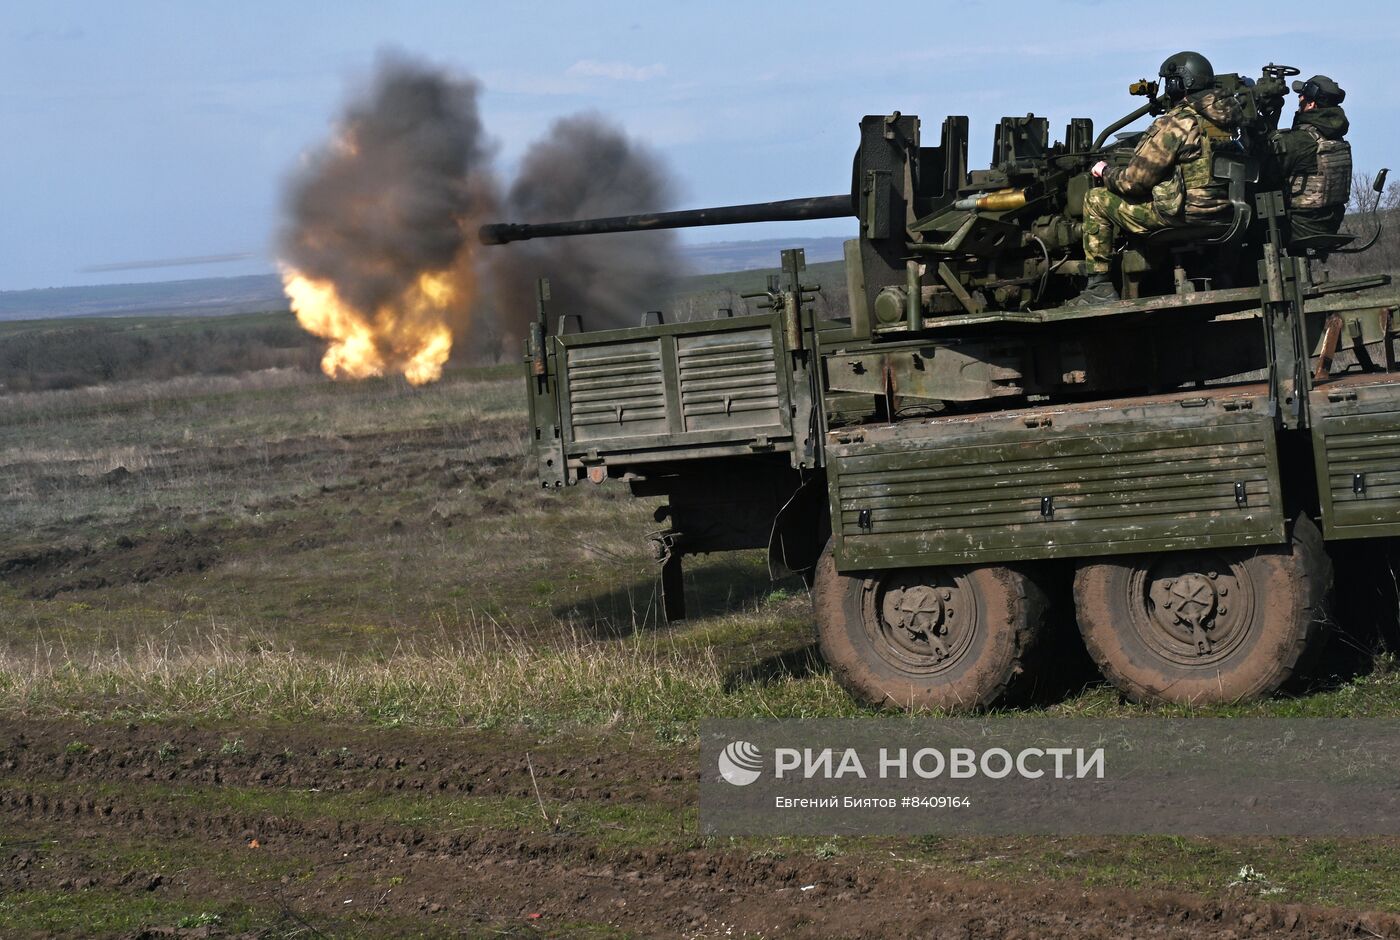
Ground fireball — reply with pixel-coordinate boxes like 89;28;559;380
281;265;463;386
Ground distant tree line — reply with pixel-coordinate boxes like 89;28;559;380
0;316;321;393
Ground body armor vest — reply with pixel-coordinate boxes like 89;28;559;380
1150;103;1232;219
1289;125;1352;210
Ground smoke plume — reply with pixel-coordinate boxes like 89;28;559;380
282;57;490;312
280;59;493;383
483;114;679;339
281;58;679;381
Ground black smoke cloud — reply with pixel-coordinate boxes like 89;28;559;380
282;58;678;365
281;58;490;319
483;114;679;340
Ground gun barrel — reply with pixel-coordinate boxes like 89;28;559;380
478;194;855;245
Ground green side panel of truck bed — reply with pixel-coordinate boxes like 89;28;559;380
828;390;1285;571
550;313;796;469
1311;377;1400;540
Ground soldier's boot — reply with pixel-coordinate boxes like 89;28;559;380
1064;273;1119;307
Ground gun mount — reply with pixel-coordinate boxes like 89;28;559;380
481;67;1315;329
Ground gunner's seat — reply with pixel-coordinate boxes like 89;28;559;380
1122;152;1259;296
1140;152;1259;251
1289;232;1357;261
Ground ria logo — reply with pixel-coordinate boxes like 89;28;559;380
718;741;763;786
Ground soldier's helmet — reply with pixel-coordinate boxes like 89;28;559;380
1158;51;1215;101
1291;75;1345;107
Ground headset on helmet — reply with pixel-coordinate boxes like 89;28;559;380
1293;75;1345;107
1158;51;1215;101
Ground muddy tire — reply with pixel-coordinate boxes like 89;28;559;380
1073;516;1331;704
813;547;1047;711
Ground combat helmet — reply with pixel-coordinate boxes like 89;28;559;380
1291;74;1345;107
1159;51;1214;101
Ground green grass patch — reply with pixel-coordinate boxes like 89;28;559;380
889;834;1400;912
0;627;860;736
0;890;260;938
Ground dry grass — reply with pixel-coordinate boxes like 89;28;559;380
5;608;1400;735
0;345;826;725
0;352;821;712
0;367;317;421
0;364;524;539
0;621;851;733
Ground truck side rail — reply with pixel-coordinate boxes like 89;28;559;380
528;311;807;487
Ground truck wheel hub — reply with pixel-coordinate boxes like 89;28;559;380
866;571;975;671
1136;555;1253;663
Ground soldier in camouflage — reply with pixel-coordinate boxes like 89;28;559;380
1270;75;1352;246
1069;51;1244;306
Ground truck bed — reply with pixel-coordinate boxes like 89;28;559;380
528;311;803;486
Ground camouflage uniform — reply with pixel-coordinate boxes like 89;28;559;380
1083;90;1244;273
1082;192;1171;273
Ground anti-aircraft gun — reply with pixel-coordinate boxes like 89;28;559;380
480;65;1399;713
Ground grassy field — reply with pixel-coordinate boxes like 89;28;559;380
4;330;1400;936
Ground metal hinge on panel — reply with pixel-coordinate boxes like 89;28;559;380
1222;398;1254;411
1040;496;1055;518
1354;473;1367;495
1328;390;1358;403
857;509;873;531
1023;416;1053;429
750;434;773;451
1235;481;1247;506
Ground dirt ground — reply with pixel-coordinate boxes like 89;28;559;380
3;719;1398;940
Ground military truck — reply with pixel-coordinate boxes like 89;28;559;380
481;64;1398;711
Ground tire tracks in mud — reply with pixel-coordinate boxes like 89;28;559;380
1;720;1397;939
0;722;681;806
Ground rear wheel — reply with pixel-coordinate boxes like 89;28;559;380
1073;516;1331;704
813;547;1047;711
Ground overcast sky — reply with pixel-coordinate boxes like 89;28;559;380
3;0;1398;290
